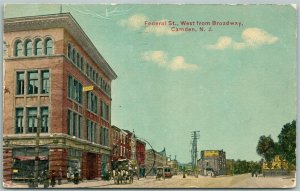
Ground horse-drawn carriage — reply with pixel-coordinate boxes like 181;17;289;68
111;159;135;184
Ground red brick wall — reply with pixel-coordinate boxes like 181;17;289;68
3;148;12;181
49;149;68;177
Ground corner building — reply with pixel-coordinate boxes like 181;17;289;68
3;13;117;181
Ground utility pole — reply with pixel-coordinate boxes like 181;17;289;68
191;131;200;171
34;115;41;187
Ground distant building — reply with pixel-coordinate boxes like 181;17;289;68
198;150;226;176
167;159;179;175
262;155;289;176
136;139;146;177
145;148;167;176
226;159;234;176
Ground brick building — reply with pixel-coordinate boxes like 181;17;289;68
136;138;146;176
198;150;226;176
3;13;117;181
111;125;128;161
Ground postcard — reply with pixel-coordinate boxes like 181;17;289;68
2;4;297;189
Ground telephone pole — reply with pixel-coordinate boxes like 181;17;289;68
191;131;200;171
34;115;41;187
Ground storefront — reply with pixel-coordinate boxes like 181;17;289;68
11;147;49;181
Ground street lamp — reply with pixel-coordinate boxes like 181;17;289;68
34;115;41;188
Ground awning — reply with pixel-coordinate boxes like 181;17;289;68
14;156;48;161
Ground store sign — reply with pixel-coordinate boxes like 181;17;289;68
83;86;94;92
204;151;219;157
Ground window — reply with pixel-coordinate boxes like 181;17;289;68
41;107;49;133
68;76;83;104
27;108;37;133
45;38;53;55
78;115;82;138
86;119;97;143
80;57;84;71
28;71;38;94
87;92;97;113
76;53;80;67
14;40;22;57
24;40;33;56
100;127;109;146
68;44;72;59
41;70;50;94
16;72;25;95
100;101;110;121
73;113;77;136
86;64;90;76
67;110;82;138
67;110;71;135
72;49;75;63
34;39;42;56
15;108;24;134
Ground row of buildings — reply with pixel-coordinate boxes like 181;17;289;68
2;13;175;182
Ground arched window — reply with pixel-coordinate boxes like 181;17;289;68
14;40;23;57
34;39;42;56
24;40;33;56
45;38;53;55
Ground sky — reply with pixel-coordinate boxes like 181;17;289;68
4;4;297;163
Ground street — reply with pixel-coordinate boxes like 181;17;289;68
5;173;295;189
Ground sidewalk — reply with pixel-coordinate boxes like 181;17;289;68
3;179;114;189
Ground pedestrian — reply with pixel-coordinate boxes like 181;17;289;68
57;168;63;185
74;168;79;184
50;170;56;187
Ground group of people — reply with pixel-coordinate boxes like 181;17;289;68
41;168;63;188
29;167;81;188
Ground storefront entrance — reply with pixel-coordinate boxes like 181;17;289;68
86;152;97;180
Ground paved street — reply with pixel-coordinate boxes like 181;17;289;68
4;173;295;189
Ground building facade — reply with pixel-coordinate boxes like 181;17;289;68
136;138;146;177
145;148;167;176
3;13;117;181
198;150;226;176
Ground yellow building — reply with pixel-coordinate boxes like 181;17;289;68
262;155;288;170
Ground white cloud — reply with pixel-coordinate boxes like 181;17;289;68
120;14;180;36
207;28;278;50
119;14;147;30
241;28;278;47
169;56;198;71
142;51;198;71
143;51;167;66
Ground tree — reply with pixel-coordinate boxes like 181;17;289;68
278;120;296;167
256;135;276;169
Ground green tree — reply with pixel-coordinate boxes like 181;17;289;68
256;135;276;168
278;120;296;167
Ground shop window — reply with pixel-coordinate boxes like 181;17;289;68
28;71;38;94
15;108;24;134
